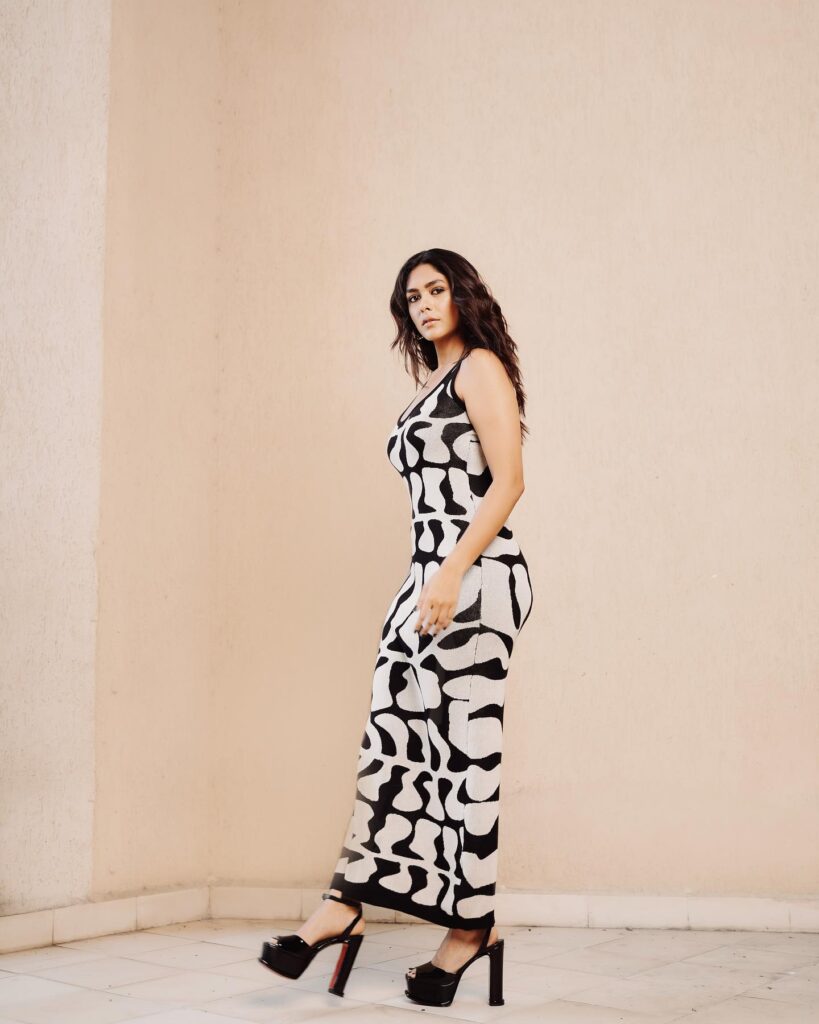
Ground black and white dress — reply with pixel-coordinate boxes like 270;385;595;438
329;352;533;930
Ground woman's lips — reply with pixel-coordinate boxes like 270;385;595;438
423;318;439;326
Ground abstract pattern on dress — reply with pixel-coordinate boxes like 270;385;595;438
329;353;533;929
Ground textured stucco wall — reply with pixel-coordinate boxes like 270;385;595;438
91;0;221;898
0;1;111;914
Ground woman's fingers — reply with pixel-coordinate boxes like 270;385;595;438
413;567;462;634
415;600;454;634
415;600;435;633
415;598;435;633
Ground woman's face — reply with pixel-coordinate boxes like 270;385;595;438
405;263;459;344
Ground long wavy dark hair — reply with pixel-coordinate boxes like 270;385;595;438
389;248;529;442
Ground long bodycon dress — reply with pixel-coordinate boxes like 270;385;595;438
328;352;534;930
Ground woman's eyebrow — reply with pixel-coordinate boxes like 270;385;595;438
406;278;446;295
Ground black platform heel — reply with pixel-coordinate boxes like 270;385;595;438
405;924;505;1007
258;892;365;997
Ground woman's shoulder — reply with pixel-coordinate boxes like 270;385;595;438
462;346;502;368
455;347;512;402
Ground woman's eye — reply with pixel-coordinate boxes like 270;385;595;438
408;287;445;304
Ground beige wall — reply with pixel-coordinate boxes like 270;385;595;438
93;0;221;898
0;1;111;915
2;0;817;916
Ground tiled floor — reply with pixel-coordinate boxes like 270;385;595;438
0;917;818;1023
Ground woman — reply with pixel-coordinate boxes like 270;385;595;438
260;248;534;1008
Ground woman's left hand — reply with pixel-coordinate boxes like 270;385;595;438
414;560;464;635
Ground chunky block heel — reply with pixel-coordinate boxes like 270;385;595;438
328;931;364;996
488;937;505;1005
405;924;505;1007
258;892;365;997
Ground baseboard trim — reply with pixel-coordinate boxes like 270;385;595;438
1;886;817;954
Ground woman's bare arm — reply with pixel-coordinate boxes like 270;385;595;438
443;348;525;577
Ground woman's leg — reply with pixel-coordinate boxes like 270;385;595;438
408;924;500;976
294;887;366;945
